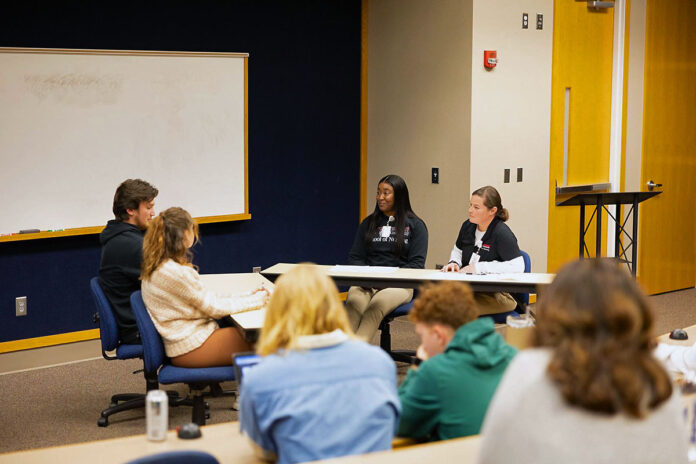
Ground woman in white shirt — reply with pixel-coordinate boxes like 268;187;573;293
477;259;687;464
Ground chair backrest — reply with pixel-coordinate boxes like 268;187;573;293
130;291;166;374
516;250;532;307
125;450;219;464
90;277;119;352
520;250;531;273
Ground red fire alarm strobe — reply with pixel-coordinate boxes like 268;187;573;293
484;50;497;69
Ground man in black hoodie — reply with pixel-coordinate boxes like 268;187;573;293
99;179;158;344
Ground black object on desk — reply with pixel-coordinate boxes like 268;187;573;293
556;191;661;275
177;422;202;439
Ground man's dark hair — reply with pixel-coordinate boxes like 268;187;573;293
112;179;158;221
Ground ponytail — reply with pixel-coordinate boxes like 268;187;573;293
141;207;198;280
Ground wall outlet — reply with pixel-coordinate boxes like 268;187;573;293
536;13;544;30
16;296;27;317
522;13;529;29
252;266;261;273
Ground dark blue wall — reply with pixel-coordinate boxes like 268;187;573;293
0;1;361;343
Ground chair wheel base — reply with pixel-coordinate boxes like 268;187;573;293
97;416;108;427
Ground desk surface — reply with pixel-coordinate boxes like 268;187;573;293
0;422;257;464
312;435;480;463
262;263;554;294
658;324;696;347
0;421;481;464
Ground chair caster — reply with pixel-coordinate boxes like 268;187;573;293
97;416;109;427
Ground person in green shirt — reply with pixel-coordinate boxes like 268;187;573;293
397;281;517;441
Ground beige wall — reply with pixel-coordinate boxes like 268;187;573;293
367;0;553;270
469;0;553;272
367;0;473;268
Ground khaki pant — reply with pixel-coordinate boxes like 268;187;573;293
345;286;413;340
475;292;518;316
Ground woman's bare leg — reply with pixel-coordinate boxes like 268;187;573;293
171;327;251;368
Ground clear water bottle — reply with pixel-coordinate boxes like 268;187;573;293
146;389;168;441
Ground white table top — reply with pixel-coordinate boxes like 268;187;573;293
262;263;554;293
200;273;272;331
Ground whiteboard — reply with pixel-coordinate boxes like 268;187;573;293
0;48;248;235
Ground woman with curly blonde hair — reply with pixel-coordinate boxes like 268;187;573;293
240;264;400;464
477;259;687;463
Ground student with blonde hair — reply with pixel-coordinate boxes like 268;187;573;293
140;207;268;368
477;259;688;464
240;264;400;464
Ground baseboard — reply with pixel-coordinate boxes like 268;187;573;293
0;328;100;354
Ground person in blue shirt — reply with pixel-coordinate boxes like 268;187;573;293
240;264;400;464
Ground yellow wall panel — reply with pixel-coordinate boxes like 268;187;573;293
638;0;696;294
547;1;615;272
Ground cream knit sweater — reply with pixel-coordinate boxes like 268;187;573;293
141;259;265;357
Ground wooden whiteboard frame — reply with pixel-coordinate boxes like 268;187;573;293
0;48;250;243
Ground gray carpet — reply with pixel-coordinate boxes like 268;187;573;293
1;287;694;455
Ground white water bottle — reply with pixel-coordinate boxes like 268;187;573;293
146;390;168;441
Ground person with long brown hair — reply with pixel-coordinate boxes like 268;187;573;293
477;259;687;463
140;207;268;368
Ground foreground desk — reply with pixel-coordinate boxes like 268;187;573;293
0;422;257;464
312;435;480;463
262;263;554;294
0;421;481;464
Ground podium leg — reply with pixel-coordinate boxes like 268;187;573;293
596;197;602;258
579;202;585;258
632;197;638;275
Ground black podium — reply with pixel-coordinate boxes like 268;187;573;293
556;191;661;274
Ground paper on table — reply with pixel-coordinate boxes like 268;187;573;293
331;265;398;273
426;271;537;282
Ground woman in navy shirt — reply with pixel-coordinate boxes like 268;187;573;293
346;174;428;339
442;186;523;316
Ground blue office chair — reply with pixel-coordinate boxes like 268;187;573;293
91;277;152;427
130;291;237;425
125;450;219;464
378;295;417;364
